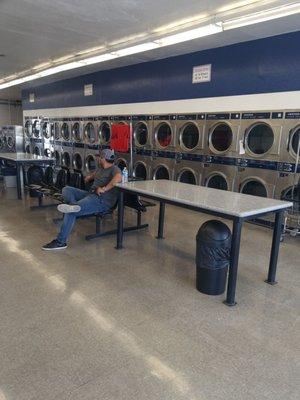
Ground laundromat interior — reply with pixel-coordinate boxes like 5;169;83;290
0;1;300;399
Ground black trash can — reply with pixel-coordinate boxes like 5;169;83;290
196;220;231;295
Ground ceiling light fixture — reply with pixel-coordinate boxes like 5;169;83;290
1;2;300;90
222;2;300;29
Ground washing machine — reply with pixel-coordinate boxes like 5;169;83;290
235;163;278;198
151;151;175;180
175;113;206;154
279;111;300;170
202;157;237;191
97;117;111;148
132;115;153;150
153;115;176;151
174;157;203;185
239;111;283;162
132;152;151;180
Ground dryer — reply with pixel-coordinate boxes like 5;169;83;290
132;115;153;150
202;157;237;191
31;118;41;139
151;151;175;180
235;161;278;198
239;111;283;162
115;152;131;173
97;117;111;148
174;153;203;185
24;118;33;140
279;111;300;170
60;119;73;169
204;112;240;158
42;118;55;158
175;113;206;154
275;171;300;200
85;144;100;174
153;115;176;151
73;144;85;173
71;119;83;143
133;150;152;180
83;118;97;145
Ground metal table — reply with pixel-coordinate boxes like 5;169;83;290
116;180;292;306
0;153;55;199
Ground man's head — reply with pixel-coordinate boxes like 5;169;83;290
97;149;115;168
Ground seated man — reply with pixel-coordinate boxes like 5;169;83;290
42;149;122;250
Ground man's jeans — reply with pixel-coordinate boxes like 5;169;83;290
57;186;110;244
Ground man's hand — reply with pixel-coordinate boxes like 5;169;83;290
95;186;106;195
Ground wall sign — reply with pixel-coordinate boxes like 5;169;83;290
29;93;35;102
192;64;211;84
84;84;93;96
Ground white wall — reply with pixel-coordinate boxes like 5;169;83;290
0;102;23;125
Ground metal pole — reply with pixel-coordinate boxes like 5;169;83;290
156;201;165;239
265;210;284;285
224;217;243;306
116;190;124;249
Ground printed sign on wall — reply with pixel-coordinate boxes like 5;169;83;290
84;84;93;96
29;93;35;102
192;64;211;84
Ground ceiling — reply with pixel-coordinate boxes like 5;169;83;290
0;0;300;100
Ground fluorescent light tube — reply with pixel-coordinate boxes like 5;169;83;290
223;2;300;30
112;42;160;57
155;23;223;46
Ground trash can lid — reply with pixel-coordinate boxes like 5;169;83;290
197;220;231;241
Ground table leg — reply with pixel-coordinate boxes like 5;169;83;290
16;163;22;199
224;217;243;306
116;190;124;249
265;210;284;285
156;201;165;239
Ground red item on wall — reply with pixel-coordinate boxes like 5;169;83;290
110;123;131;152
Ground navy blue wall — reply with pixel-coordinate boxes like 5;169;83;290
22;31;300;110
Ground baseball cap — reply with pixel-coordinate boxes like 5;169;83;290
97;149;116;161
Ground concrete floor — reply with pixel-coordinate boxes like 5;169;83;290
0;185;299;400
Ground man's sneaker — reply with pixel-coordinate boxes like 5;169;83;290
42;239;67;251
57;204;81;214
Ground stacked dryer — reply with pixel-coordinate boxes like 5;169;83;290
111;116;131;173
202;113;240;191
83;118;98;174
235;111;283;198
53;119;62;166
41;118;55;158
71;119;85;174
31;117;43;156
60;119;73;169
151;114;176;180
132;115;152;180
24;118;32;154
174;113;205;185
276;110;300;200
0;125;23;153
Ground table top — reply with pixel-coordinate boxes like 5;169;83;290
0;152;55;163
117;180;293;218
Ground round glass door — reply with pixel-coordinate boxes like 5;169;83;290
156;123;172;148
98;122;111;144
153;165;170;180
73;153;83;170
25;121;32;138
61;123;70;140
72;122;81;142
7;136;14;149
54;151;60;165
34;146;41;156
42;122;50;139
62;152;71;168
134;122;148;147
246;123;274;155
241;179;267;197
32;120;40;138
209;123;233;153
25;144;31;154
177;169;196;184
206;174;228;190
290;126;300;158
54;123;60;140
133;162;147;180
180;123;199;150
44;148;51;157
84;123;96;143
85;155;96;172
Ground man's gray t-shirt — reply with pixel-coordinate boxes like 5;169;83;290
91;165;121;207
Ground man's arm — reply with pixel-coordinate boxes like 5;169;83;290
84;170;96;183
95;171;122;195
